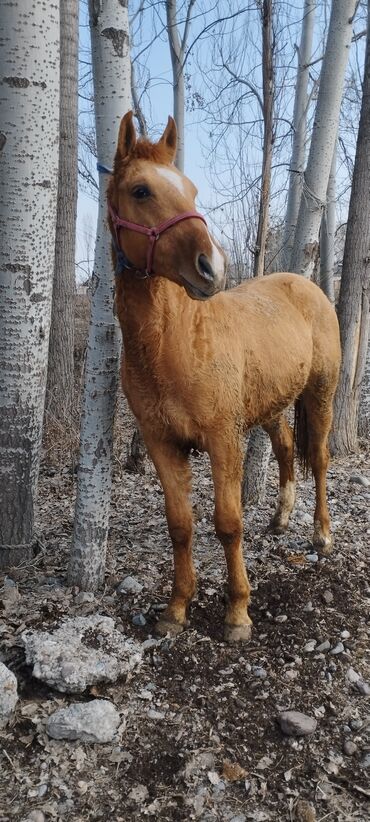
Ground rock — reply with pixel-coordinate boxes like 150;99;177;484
343;739;357;756
330;642;344;655
252;666;267;679
340;629;350;639
355;679;370;696
349;473;370;488
47;699;120;743
75;591;95;605
117;576;143;594
128;784;149;802
25;813;46;822
346;667;360;684
277;710;317;737
132;613;146;627
22;615;142;693
303;640;317;653
0;662;18;728
322;590;333;604
303;601;314;612
316;640;330;652
360;752;370;769
294;799;316;821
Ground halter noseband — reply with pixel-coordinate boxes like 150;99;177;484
98;162;207;278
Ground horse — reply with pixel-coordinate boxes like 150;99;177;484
107;111;341;643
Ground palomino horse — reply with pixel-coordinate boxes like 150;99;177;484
107;112;341;642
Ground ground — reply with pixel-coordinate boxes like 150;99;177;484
0;299;369;821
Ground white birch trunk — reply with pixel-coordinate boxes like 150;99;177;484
290;0;357;278
332;13;370;454
0;1;59;567
166;0;195;172
69;0;131;590
46;0;79;421
320;138;336;303
282;0;316;271
359;333;370;438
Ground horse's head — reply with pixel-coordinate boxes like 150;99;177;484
107;112;226;300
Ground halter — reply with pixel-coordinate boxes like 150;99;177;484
98;162;208;278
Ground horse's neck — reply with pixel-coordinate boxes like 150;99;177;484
116;275;184;360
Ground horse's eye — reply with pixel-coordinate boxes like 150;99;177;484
132;185;151;200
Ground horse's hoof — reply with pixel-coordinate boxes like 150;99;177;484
155;618;185;638
313;525;333;556
267;522;287;536
224;623;252;643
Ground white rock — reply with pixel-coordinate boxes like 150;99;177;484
117;576;143;594
349;473;370;487
22;615;142;693
47;699;120;743
0;661;18;728
303;640;317;653
277;711;317;737
346;666;360;684
330;642;344;655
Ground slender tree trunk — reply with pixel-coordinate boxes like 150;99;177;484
69;0;131;590
358;333;370;438
46;0;79;422
282;0;316;271
243;0;275;502
253;0;274;279
320;138;336;303
166;0;195;172
0;0;59;567
332;11;370;454
290;0;357;278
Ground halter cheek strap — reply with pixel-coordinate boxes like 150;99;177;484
97;161;208;278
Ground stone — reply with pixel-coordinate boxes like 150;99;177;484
0;661;18;728
355;679;370;696
303;640;317;653
330;642;344;655
360;752;370;769
322;590;334;604
25;813;46;822
346;667;360;684
132;613;146;627
22;615;142;693
47;699;120;743
117;576;143;594
75;591;95;605
252;666;267;679
306;553;318;563
343;739;357;756
277;711;317;737
316;640;331;652
349;473;370;488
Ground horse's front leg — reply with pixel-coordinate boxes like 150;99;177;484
209;438;252;642
144;436;196;636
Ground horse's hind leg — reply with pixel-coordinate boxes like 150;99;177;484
144;436;196;636
209;437;252;642
264;416;295;534
302;390;334;555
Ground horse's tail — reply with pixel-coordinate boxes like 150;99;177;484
294;396;310;478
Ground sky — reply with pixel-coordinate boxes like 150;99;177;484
76;0;366;283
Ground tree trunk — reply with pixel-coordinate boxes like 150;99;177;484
46;0;79;422
253;0;274;279
243;0;275;502
0;1;59;567
320;138;336;303
166;0;195;172
290;0;357;278
69;0;131;590
358;333;370;438
282;0;316;271
332;10;370;454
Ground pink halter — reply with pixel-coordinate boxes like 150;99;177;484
108;203;207;277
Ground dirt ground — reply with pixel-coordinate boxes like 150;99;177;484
1;299;370;821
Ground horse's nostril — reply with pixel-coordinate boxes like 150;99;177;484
197;253;215;282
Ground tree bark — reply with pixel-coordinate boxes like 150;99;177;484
69;0;131;590
0;0;59;567
166;0;195;172
332;10;370;454
46;0;79;422
282;0;316;271
290;0;357;279
253;0;275;279
320;138;336;303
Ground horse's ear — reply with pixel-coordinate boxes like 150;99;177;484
116;111;137;160
158;116;177;162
